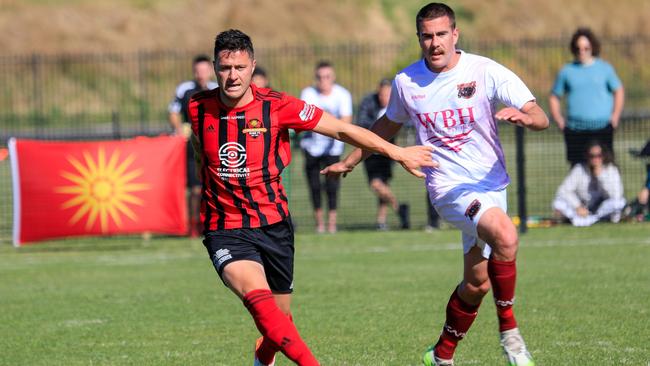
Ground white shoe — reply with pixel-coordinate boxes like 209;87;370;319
500;328;534;366
422;346;454;366
571;215;598;227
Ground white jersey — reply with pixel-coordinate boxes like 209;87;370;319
386;51;535;201
299;84;353;156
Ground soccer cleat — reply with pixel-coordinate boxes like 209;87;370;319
500;328;534;366
398;203;410;229
422;346;454;366
253;336;275;366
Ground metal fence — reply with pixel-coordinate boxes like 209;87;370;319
1;36;649;241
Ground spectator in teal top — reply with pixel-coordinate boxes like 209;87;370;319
549;27;625;166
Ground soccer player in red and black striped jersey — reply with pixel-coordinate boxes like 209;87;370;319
188;29;436;366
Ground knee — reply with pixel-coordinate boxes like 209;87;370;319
461;279;491;300
369;179;383;192
492;226;519;260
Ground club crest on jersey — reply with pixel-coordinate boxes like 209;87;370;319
465;199;482;220
242;119;267;138
457;81;477;99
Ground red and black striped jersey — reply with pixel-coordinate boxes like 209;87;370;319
188;84;323;230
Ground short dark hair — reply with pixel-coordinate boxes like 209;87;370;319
315;60;333;70
192;54;211;65
416;2;456;34
378;78;392;88
252;66;267;78
570;27;601;57
214;29;255;61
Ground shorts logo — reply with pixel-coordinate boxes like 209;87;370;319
213;248;233;269
219;142;247;168
457;81;477;99
242;119;267;138
465;199;481;220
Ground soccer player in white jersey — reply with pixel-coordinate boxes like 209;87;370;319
322;3;548;366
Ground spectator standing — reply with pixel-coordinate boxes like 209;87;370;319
552;141;625;226
549;27;625;166
357;78;410;230
299;61;353;233
168;54;218;237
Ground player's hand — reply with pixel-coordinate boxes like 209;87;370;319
495;107;532;127
320;161;355;178
395;145;438;179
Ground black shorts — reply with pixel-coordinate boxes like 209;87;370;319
363;154;393;184
203;218;295;294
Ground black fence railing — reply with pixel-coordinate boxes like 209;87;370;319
1;37;649;241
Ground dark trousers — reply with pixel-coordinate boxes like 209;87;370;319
304;152;340;210
564;124;614;166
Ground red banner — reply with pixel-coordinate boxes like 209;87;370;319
9;136;187;246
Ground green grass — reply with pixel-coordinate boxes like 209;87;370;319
1;223;649;365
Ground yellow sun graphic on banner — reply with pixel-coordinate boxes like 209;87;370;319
55;147;151;232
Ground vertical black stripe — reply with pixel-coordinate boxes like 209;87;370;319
197;104;212;232
261;101;287;219
220;110;248;227
274;130;290;205
237;111;268;226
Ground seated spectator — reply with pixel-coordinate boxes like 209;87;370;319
624;140;650;221
552;141;625;226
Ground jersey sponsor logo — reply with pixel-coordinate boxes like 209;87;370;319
411;94;426;100
220;115;246;120
465;199;482;220
457;81;477;99
299;103;317;121
417;107;476;152
217;143;250;178
219;142;247;168
242;119;267;138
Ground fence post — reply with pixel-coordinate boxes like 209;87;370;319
112;111;121;140
515;125;527;233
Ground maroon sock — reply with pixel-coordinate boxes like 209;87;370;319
243;290;319;366
434;288;481;360
488;258;518;332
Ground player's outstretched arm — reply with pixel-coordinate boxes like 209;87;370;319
495;101;549;131
314;112;436;178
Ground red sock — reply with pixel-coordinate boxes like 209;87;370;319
243;290;319;366
434;288;481;360
255;313;293;364
488;258;518;332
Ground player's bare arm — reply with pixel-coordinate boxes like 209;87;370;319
313;112;436;178
611;86;625;128
548;94;565;130
321;115;409;177
495;100;549;131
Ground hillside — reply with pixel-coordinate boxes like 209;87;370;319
2;0;650;54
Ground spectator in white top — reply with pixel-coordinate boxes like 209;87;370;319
299;60;353;233
553;140;625;226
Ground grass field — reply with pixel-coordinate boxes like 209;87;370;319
1;223;649;365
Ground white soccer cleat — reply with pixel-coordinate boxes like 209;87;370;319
500;328;535;366
422;346;454;366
